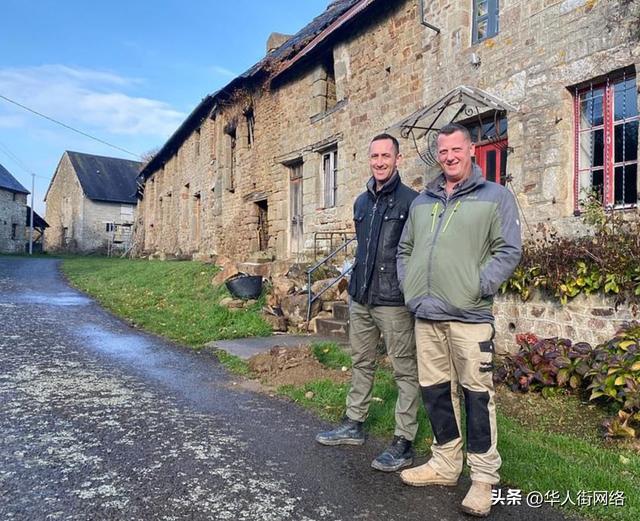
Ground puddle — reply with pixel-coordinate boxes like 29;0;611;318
11;292;91;306
77;325;152;360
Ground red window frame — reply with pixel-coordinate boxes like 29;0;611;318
573;73;639;212
475;139;508;185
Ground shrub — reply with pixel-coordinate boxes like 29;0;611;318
496;322;640;438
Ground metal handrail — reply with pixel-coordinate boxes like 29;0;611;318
306;236;356;330
313;231;355;260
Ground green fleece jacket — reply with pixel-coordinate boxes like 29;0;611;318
397;165;522;323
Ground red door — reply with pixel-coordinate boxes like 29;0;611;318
474;139;508;185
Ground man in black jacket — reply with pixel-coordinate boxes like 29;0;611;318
316;134;420;472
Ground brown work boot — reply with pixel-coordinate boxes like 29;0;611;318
399;462;458;487
461;481;493;517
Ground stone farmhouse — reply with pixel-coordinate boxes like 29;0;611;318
136;0;640;263
44;151;142;253
0;163;29;254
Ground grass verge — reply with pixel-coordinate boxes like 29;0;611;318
280;341;640;521
61;256;271;347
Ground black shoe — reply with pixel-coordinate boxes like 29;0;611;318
316;418;365;446
371;435;414;472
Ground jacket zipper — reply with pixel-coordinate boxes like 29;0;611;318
426;195;461;294
441;200;461;233
361;199;378;300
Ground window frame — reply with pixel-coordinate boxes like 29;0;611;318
573;72;639;212
321;148;338;209
472;0;499;44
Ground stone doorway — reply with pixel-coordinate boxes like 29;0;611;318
255;199;269;251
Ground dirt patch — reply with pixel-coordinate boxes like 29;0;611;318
248;345;350;389
496;384;609;439
496;385;640;452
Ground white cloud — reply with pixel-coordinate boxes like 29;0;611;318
0;64;185;138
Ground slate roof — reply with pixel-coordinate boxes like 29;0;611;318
66;151;142;204
140;0;372;180
0;163;29;194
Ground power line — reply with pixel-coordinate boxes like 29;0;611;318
0;93;142;159
0;140;49;180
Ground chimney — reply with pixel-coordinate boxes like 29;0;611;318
266;32;292;54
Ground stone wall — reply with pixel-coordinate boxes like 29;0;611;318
45;154;85;251
494;292;637;353
81;199;136;252
0;188;27;253
138;0;640;261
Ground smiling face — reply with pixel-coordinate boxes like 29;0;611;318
369;137;402;189
436;130;475;189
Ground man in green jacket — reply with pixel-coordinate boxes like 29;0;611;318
397;123;521;517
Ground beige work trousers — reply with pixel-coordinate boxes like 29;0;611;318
346;301;420;441
415;319;501;484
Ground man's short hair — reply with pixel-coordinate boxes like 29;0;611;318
370;133;400;154
437;123;472;142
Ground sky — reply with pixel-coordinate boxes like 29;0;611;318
0;0;330;215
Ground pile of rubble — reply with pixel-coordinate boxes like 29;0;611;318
211;256;349;334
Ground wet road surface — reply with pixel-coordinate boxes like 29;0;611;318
0;258;576;520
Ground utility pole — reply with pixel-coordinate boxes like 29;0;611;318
29;172;34;255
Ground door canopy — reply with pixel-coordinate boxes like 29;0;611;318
387;85;517;166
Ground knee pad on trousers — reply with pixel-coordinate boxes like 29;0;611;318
462;386;491;453
421;382;460;445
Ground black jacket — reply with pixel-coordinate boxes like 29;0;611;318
348;172;418;306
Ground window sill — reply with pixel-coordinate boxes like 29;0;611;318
310;98;348;124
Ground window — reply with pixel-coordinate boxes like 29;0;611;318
322;148;338;208
195;128;201;156
11;223;17;240
472;0;499;43
245;107;255;148
574;72;638;209
224;123;237;192
105;222;115;232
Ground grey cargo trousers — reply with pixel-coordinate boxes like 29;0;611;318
345;301;420;441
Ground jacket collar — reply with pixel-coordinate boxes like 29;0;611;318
366;170;401;197
425;164;485;199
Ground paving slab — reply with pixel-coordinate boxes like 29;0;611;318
206;333;346;359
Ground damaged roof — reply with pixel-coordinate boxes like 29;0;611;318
66;151;142;204
0;163;29;194
140;0;374;180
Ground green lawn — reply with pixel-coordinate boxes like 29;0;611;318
61;256;271;347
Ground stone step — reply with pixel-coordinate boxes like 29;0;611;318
332;302;349;321
236;262;273;278
314;318;349;340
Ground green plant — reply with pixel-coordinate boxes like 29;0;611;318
311;341;352;369
497;323;640;438
497;335;593;392
586;325;640;412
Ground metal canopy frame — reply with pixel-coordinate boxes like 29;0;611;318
388;85;518;166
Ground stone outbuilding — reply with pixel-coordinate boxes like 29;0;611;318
44;151;142;253
135;0;640;262
0;163;29;254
